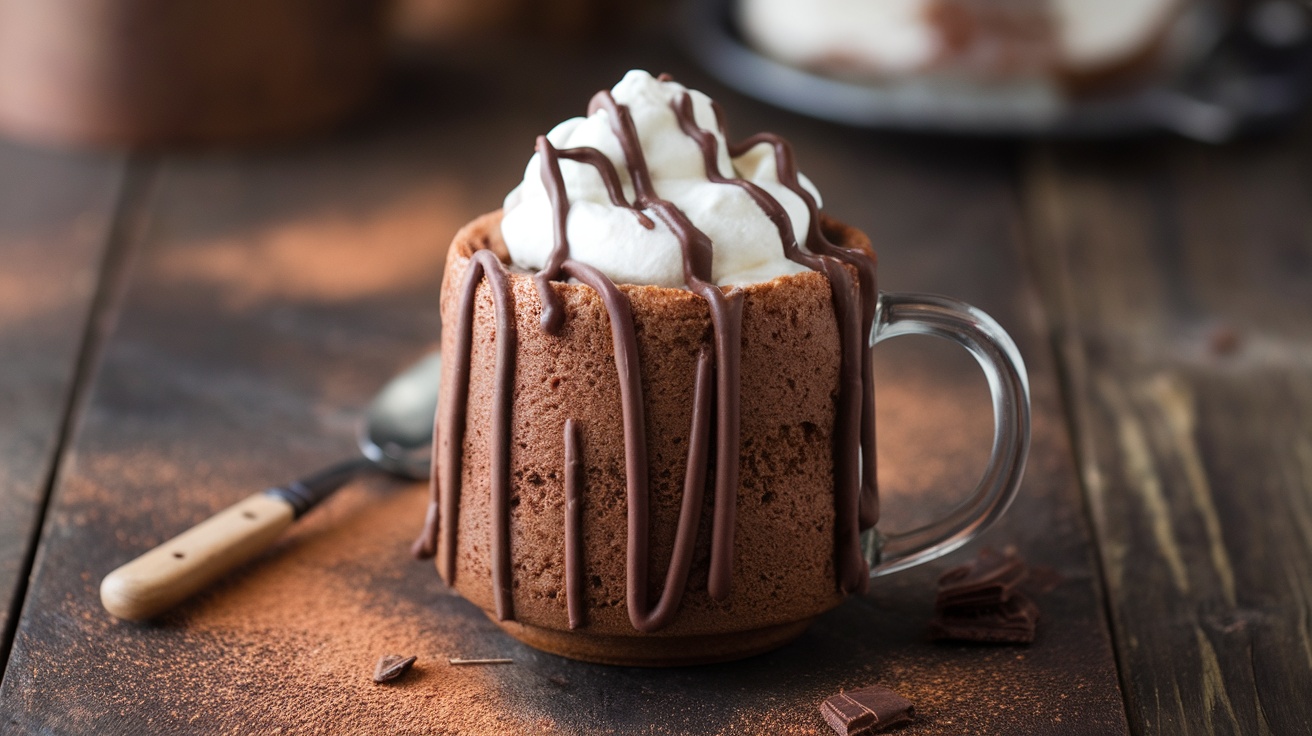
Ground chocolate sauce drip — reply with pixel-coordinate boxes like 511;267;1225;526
670;96;818;270
564;419;584;629
728;129;881;530
590;90;745;602
675;94;871;594
629;345;713;632
587;91;656;202
418;248;518;621
538;137;571;288
818;264;869;594
554;261;717;632
537;90;746;625
533;136;654;335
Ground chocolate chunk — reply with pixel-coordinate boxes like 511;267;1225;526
372;654;417;683
935;546;1027;609
930;547;1040;644
821;686;915;735
930;595;1040;644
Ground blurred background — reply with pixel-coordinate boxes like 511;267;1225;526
1;0;1309;148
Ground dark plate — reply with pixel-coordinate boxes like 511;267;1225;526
681;0;1312;141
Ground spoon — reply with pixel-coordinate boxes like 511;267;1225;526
99;351;443;621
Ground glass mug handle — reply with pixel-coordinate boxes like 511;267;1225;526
863;292;1031;578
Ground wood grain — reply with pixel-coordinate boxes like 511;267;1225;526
0;142;124;658
1023;124;1312;734
1;41;1126;733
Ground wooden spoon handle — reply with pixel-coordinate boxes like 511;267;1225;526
100;493;295;621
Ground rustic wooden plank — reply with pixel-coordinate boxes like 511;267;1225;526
2;41;1126;734
0;142;124;658
1023;123;1312;735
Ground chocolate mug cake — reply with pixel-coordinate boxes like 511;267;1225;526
414;71;1030;666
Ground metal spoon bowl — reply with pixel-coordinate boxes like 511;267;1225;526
360;350;442;480
100;351;443;621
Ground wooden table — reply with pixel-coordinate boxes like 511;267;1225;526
2;35;1309;735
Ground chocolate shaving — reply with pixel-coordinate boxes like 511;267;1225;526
372;654;417;683
820;686;915;735
930;547;1039;644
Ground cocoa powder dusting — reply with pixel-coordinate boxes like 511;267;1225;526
175;482;520;734
37;458;1120;735
56;476;535;735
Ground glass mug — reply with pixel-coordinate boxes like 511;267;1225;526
432;212;1030;666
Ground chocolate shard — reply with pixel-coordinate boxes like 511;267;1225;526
372;654;418;683
934;546;1027;609
820;685;915;735
930;592;1040;644
930;547;1041;644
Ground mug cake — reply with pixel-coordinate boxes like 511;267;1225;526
414;71;885;665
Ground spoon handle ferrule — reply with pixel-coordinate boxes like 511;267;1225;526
265;457;374;518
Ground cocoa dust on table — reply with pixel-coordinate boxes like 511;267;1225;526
83;477;528;735
55;453;1109;734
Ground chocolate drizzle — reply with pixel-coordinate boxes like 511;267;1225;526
415;75;882;632
563;419;584;629
422;248;517;621
533;135;653;335
727;129;881;530
586;89;745;603
673;96;872;593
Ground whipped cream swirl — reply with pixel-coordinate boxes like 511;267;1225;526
501;70;824;288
